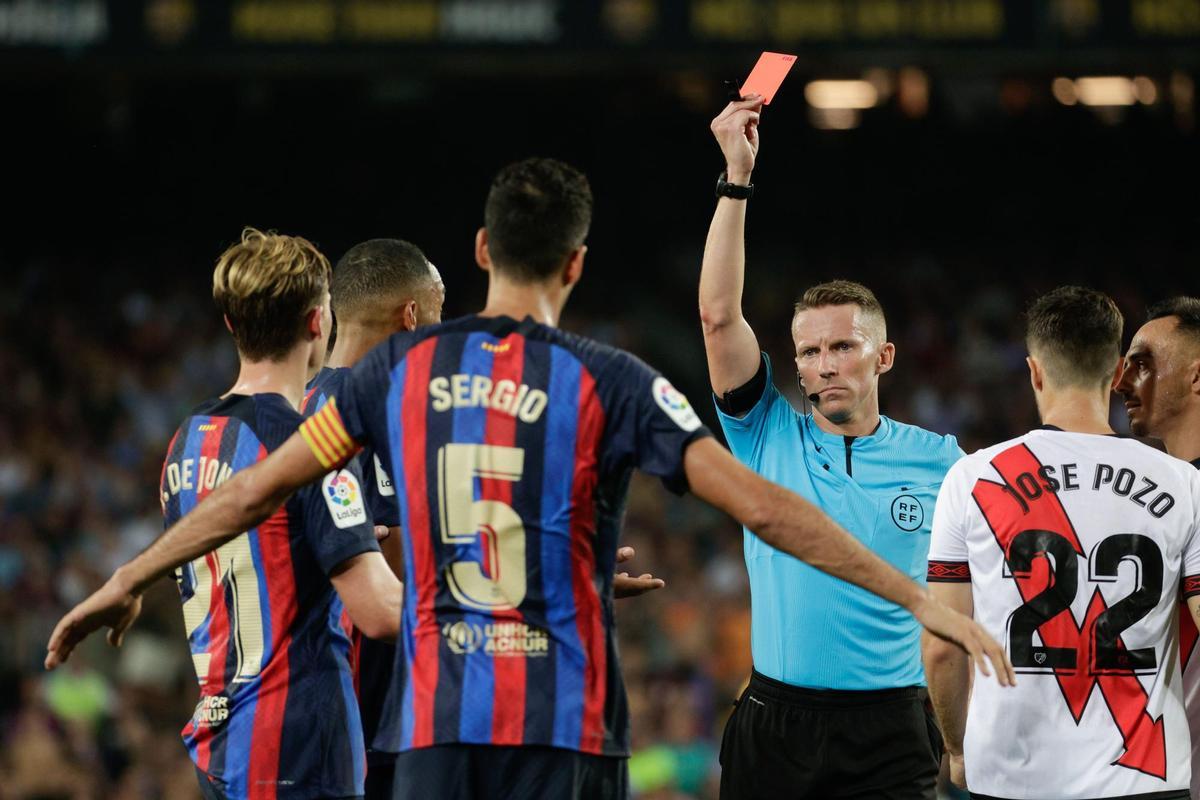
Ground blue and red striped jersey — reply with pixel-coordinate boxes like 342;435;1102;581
161;393;380;799
300;314;711;757
303;367;400;766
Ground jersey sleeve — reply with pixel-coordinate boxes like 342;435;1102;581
299;455;382;575
599;353;712;495
1182;469;1200;599
928;458;972;583
298;346;392;470
712;353;798;467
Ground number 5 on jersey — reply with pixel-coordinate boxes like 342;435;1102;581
438;443;527;611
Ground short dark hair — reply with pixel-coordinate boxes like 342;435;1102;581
212;227;330;361
331;238;432;319
484;158;593;283
794;279;887;339
1025;286;1124;388
1147;296;1200;345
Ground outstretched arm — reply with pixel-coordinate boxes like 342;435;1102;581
700;96;766;398
923;582;974;789
683;437;1015;686
46;432;331;668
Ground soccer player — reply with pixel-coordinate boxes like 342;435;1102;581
925;287;1200;799
302;238;446;800
47;160;1011;800
701;98;965;798
309;237;667;799
152;228;404;799
1115;296;1200;800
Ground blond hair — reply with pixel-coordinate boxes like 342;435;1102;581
794;279;887;340
213;227;331;361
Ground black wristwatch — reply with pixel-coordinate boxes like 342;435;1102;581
715;171;754;200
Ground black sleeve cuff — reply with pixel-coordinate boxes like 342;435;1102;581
1184;575;1200;600
714;353;768;418
927;561;971;583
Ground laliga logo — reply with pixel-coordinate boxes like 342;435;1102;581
657;382;691;412
651;377;702;433
326;473;359;507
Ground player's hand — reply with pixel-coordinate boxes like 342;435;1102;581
613;545;665;599
912;593;1016;687
374;525;390;542
710;94;763;184
948;752;967;789
45;573;143;670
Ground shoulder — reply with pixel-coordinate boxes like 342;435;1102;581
883;417;964;469
309;366;351;394
248;394;303;449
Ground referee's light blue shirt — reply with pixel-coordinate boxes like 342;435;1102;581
716;355;964;690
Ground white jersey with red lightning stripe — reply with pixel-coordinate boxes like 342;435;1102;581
929;428;1200;800
1185;457;1200;800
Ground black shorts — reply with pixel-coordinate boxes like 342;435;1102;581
194;768;363;800
719;670;942;800
364;757;395;800
391;744;629;800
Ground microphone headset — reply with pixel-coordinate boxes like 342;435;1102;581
797;373;820;414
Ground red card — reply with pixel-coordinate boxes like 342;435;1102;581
739;52;797;105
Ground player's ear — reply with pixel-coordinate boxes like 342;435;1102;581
305;304;325;340
401;300;419;333
1027;355;1044;392
475;228;492;273
1109;354;1125;393
1188;356;1200;397
876;341;896;375
563;245;587;288
224;314;234;335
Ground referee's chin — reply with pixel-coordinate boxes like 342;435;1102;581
816;405;854;425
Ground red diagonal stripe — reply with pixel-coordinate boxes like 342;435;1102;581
972;443;1166;779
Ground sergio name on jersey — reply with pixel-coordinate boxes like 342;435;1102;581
161;393;380;799
929;428;1200;800
298;314;710;757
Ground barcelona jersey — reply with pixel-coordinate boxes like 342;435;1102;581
300;314;710;757
161;393;380;798
304;366;401;765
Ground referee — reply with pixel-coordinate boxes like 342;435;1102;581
700;97;964;799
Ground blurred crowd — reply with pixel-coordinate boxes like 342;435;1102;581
0;244;1190;799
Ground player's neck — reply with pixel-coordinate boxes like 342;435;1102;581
327;320;393;369
480;275;565;328
225;344;312;410
1159;405;1200;462
1035;388;1114;435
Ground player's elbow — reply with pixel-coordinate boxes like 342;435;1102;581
698;300;738;337
355;610;400;643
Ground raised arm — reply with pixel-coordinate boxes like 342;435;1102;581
682;437;1015;686
46;432;331;668
700;96;766;397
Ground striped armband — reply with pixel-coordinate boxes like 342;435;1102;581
927;560;971;583
300;398;362;470
1184;575;1200;600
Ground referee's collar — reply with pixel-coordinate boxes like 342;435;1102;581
805;414;889;450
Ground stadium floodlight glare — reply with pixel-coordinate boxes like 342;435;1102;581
804;80;879;110
1072;77;1137;107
